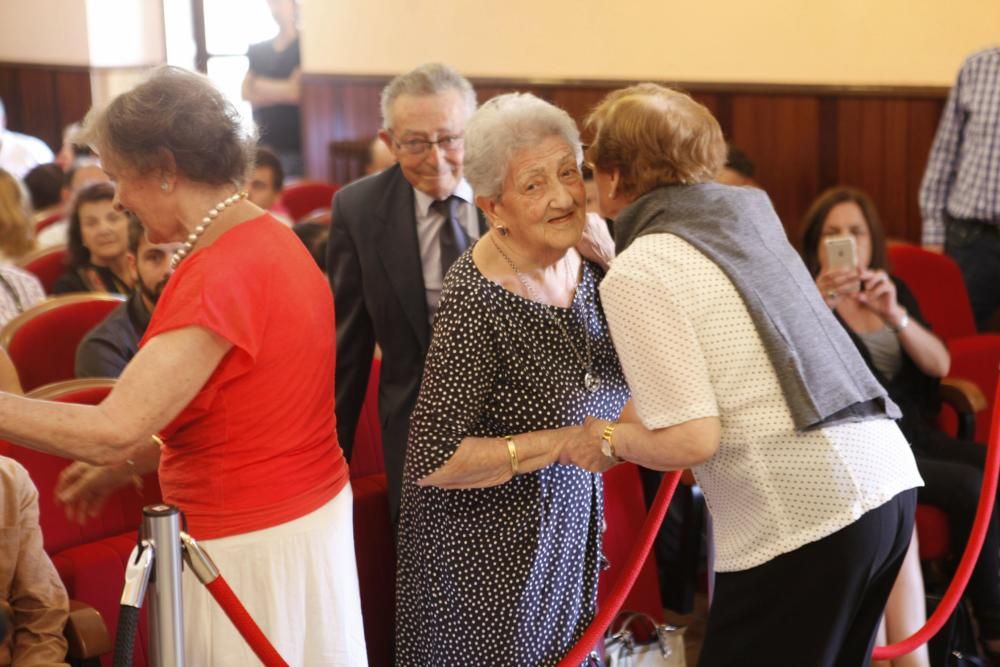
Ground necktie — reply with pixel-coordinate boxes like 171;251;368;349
432;196;469;279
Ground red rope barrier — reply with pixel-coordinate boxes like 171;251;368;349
558;469;682;667
872;374;1000;660
204;577;289;667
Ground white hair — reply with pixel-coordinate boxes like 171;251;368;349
463;93;583;200
380;63;476;130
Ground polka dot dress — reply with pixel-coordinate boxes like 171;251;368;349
600;234;923;573
395;251;629;667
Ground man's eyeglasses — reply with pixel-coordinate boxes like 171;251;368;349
390;133;464;156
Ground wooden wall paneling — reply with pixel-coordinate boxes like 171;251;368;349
729;94;820;232
881;99;913;241
53;71;93;139
0;64;92;155
905;99;945;244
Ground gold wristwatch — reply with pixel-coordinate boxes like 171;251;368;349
600;422;621;461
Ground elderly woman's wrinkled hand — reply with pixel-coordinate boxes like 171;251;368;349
56;461;138;525
559;417;617;473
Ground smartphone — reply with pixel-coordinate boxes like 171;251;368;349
824;235;860;292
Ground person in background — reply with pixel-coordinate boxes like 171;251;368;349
802;185;1000;661
292;221;329;273
0;168;38;263
328;63;484;523
242;0;303;178
0;347;71;667
0;98;54;179
23;163;66;225
247;146;293;226
36;158;111;249
716;143;760;188
364;135;397;176
581;83;922;667
920;47;1000;331
76;215;176;378
52;182;132;295
54;122;94;172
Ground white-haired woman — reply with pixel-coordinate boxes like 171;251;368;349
394;93;629;666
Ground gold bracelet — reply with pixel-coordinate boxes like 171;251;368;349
601;422;622;461
504;435;520;476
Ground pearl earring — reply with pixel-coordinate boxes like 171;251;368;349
161;181;169;192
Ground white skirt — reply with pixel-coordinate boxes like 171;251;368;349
180;484;368;666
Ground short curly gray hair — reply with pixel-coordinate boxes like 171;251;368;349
80;66;256;186
380;63;476;131
463;93;582;200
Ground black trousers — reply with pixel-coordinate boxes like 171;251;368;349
698;489;916;667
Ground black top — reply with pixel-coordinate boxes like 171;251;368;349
247;37;301;152
839;276;942;448
395;252;629;666
52;264;130;296
75;291;151;378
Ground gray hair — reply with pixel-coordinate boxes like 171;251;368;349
380;63;476;130
463;93;583;200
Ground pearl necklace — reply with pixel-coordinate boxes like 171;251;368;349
170;191;248;270
490;236;601;393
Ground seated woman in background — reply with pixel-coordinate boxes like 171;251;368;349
0;168;37;263
396;93;628;666
52;181;132;295
801;185;1000;660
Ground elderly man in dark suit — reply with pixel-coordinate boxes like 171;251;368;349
328;63;482;522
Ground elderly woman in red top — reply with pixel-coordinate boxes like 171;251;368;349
0;67;366;666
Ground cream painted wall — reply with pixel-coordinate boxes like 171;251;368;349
300;0;999;87
0;0;163;68
0;0;91;65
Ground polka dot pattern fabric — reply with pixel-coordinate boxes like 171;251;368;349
396;251;629;666
600;234;922;572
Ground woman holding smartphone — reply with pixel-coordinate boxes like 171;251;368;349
801;186;1000;661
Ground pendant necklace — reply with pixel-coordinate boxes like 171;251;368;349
491;236;601;392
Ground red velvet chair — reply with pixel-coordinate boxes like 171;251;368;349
352;473;395;667
279;181;339;223
349;357;385;478
0;378;161;667
34;212;65;235
600;463;666;625
17;245;69;295
0;293;124;392
889;244;1000;443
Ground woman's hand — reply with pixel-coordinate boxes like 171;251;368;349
56;461;138;525
857;269;907;328
815;266;861;308
560;417;617;473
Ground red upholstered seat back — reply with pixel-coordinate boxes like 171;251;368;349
18;245;70;295
352;473;395;667
279;181;339;222
915;504;951;561
0;380;162;554
888;244;976;342
34;213;64;235
600;463;665;624
0;294;124;391
350;357;385;478
948;334;1000;442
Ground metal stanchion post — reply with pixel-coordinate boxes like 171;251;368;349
143;505;185;667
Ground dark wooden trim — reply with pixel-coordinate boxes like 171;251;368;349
301;71;950;99
191;0;208;73
0;61;91;74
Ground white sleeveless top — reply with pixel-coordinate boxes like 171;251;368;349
601;234;923;572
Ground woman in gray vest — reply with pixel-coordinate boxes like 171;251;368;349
567;83;923;667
